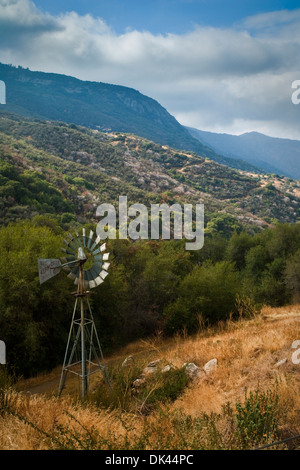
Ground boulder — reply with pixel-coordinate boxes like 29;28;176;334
141;359;161;377
183;362;204;380
203;358;218;374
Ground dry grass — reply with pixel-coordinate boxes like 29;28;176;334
166;305;300;417
1;304;300;450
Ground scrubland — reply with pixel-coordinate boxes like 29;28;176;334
1;304;300;450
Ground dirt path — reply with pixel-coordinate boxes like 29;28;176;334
21;346;160;396
25;377;61;395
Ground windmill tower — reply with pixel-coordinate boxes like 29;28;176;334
38;229;111;399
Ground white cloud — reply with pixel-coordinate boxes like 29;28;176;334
0;0;300;139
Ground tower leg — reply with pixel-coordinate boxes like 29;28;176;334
80;296;87;399
58;293;111;398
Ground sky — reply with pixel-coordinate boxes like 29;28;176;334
0;0;300;139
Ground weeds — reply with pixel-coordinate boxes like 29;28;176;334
0;385;287;450
235;389;280;449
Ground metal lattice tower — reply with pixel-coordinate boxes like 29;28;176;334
38;229;111;399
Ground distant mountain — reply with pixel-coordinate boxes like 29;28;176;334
0;63;261;174
187;127;300;179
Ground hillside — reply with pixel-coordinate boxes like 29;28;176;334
187;127;300;179
0;63;263;173
0;111;299;230
1;305;300;450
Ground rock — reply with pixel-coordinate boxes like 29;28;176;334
161;364;175;373
203;358;218;374
141;359;161;377
275;358;287;367
132;378;146;389
146;359;161;368
122;355;134;367
183;362;204;380
141;366;158;377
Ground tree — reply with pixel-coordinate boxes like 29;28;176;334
284;249;300;302
164;261;239;334
0;219;70;376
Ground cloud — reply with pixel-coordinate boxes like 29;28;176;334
0;0;300;139
0;0;61;47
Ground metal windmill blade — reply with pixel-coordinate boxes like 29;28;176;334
60;229;110;289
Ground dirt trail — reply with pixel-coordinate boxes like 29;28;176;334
25;377;61;395
22;346;159;396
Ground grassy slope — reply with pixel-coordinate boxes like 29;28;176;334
2;305;300;450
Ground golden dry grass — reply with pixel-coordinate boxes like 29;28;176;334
1;304;300;450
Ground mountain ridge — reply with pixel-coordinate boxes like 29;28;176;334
0;62;263;174
186;126;300;179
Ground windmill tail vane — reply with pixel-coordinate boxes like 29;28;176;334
37;228;111;398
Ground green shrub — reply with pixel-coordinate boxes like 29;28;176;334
235;389;280;449
146;368;189;405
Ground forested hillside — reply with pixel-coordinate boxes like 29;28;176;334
0;111;299;231
1;218;300;379
0;111;300;378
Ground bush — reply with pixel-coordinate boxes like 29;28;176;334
146;368;189;405
235;389;280;449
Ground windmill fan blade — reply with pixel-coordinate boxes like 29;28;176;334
100;270;109;280
82;228;86;247
94;276;104;286
38;259;61;284
86;230;94;249
102;262;110;271
102;253;109;261
67;233;81;249
67;266;80;281
90;234;101;252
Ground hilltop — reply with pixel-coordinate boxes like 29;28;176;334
0;62;264;173
1;304;300;450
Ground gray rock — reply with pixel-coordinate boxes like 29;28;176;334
183;362;204;379
161;364;175;373
142;366;158;377
147;359;161;368
203;358;218;374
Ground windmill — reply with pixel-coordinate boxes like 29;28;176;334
38;229;111;399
